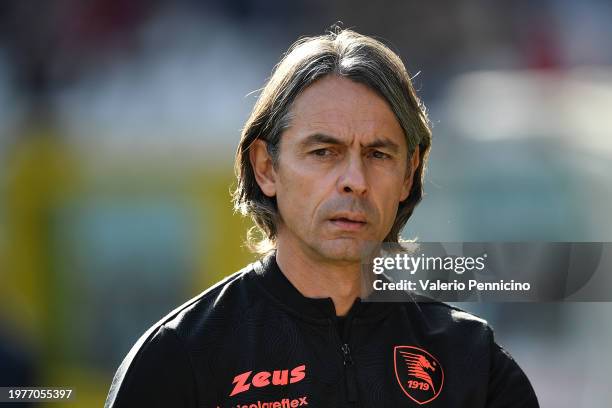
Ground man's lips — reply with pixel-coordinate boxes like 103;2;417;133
329;215;367;231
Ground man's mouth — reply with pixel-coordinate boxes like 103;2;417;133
329;216;367;231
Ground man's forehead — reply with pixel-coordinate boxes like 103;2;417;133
287;76;405;146
291;76;396;121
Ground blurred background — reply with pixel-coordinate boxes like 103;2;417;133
1;0;611;406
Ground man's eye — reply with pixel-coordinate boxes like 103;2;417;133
312;148;333;157
371;150;391;159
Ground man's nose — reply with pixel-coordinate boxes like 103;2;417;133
338;154;368;196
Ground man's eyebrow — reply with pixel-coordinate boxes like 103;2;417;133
365;137;400;153
299;133;345;147
299;133;401;153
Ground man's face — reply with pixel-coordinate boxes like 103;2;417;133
253;75;419;264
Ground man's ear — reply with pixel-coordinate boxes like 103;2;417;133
249;139;277;197
400;144;420;202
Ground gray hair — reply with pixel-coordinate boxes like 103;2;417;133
233;28;432;253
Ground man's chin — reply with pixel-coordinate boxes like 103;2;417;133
311;238;375;264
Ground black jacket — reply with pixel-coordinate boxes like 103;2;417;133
105;253;539;407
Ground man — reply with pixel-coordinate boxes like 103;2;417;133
105;29;539;407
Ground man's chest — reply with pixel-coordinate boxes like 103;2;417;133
194;315;488;408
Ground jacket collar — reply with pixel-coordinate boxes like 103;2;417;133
252;251;395;322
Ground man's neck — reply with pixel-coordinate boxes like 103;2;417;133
275;241;362;317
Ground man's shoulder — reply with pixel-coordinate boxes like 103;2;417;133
105;262;261;407
416;299;488;324
400;295;493;341
130;261;261;354
160;261;261;339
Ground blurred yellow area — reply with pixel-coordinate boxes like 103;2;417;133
0;125;255;407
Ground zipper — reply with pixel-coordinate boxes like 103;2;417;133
335;316;359;404
341;343;358;402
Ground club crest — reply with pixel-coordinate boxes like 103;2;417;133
394;346;444;405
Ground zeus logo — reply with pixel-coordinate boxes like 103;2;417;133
230;364;306;397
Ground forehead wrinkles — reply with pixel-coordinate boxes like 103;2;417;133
295;82;393;118
284;76;405;146
293;103;399;142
